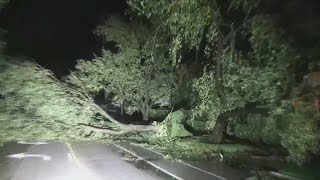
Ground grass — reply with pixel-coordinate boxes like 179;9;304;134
176;138;254;152
145;137;320;179
148;137;255;161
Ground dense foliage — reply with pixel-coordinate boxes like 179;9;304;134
0;0;319;168
68;16;174;121
129;0;320;164
0;58;97;143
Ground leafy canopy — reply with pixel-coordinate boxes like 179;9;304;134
0;58;97;142
128;0;319;164
68;16;174;118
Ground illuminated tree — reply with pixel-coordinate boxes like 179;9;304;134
127;0;320;164
68;16;174;121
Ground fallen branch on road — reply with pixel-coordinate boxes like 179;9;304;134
79;123;160;135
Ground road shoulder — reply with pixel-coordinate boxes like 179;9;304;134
112;141;245;180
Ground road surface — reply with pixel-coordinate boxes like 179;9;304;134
0;141;165;180
0;141;246;180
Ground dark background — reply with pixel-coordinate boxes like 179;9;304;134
0;0;319;77
0;0;126;76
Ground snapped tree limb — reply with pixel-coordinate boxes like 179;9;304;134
79;123;160;135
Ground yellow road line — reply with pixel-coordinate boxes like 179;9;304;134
65;142;102;180
65;142;84;169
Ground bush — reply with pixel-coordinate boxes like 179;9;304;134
271;102;320;164
234;101;320;164
234;114;281;145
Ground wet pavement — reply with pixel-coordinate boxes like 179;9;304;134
0;141;246;180
116;142;247;180
0;141;164;180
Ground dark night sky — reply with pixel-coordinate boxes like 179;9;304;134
0;0;319;77
0;0;127;76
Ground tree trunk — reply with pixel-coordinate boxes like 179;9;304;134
209;25;226;144
169;89;173;109
104;90;110;110
90;102;124;127
209;107;243;144
142;107;150;121
209;115;227;144
79;123;160;135
120;101;124;116
141;103;151;121
215;27;224;95
104;90;110;101
216;37;222;81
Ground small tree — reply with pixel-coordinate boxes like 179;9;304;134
68;16;173;121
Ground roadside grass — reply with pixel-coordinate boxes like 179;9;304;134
145;137;255;162
136;137;320;180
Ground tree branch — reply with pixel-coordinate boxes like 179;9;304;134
89;103;125;127
79;123;160;135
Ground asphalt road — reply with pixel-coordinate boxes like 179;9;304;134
0;141;165;180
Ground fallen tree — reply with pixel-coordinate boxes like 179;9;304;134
53;75;163;136
0;59;163;137
79;123;160;135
